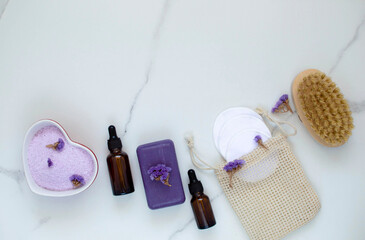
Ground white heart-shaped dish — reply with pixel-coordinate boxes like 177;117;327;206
23;119;98;197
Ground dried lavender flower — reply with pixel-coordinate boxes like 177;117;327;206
279;94;289;102
223;159;245;172
272;94;293;113
56;138;64;151
223;159;245;188
254;135;262;143
46;138;65;151
47;158;53;167
69;174;85;188
254;135;267;149
148;164;172;187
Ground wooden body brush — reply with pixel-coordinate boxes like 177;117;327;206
292;69;354;147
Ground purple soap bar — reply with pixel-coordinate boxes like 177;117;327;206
136;139;185;210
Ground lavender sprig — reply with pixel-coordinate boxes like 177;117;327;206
69;174;85;188
254;135;267;149
148;164;172;187
271;94;293;113
46;138;65;151
223;159;246;188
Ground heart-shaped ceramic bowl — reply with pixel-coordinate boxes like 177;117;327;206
23;119;98;197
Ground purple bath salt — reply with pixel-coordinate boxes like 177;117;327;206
27;126;95;191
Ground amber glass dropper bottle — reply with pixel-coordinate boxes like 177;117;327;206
107;125;134;195
188;169;216;229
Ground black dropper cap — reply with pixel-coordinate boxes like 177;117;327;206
108;125;122;151
188;169;204;195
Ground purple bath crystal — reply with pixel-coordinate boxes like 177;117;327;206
47;158;53;167
30;126;95;191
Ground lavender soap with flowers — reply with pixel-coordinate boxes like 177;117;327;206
136;139;185;210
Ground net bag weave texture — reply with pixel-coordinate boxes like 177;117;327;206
215;134;320;240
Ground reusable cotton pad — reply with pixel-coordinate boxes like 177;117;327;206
212;107;278;183
224;129;271;162
216;115;271;160
218;117;271;158
27;126;95;191
213;107;263;148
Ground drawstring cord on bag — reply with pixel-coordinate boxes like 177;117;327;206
185;135;219;171
255;108;297;137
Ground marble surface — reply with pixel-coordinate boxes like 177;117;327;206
1;0;365;239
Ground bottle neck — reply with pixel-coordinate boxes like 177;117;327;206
111;148;122;154
192;191;204;198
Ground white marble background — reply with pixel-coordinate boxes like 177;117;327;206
1;0;365;239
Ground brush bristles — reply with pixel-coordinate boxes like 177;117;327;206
298;72;354;145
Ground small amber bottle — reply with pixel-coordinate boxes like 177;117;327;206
107;125;134;195
188;169;216;229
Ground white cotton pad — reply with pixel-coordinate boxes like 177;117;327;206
212;107;277;183
224;129;271;162
217;116;271;158
213;107;263;150
235;150;279;183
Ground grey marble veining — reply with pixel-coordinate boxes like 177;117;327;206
329;16;365;74
0;0;10;20
122;68;152;137
33;216;51;231
1;1;365;239
168;191;224;239
349;100;365;113
168;218;195;240
122;0;172;138
0;166;25;184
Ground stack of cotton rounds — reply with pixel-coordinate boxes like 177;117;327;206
213;107;272;162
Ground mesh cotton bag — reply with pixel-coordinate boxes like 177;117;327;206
186;110;321;240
